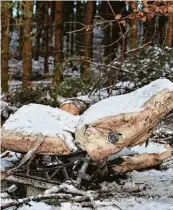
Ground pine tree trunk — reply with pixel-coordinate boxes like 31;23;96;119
159;16;167;45
81;1;94;82
49;1;54;47
84;1;94;58
144;17;156;44
130;2;137;50
167;12;173;47
55;1;64;63
18;2;24;60
54;1;64;85
22;1;33;88
131;19;137;50
44;2;49;75
1;2;10;93
35;2;44;61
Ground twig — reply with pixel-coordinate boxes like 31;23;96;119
1;182;98;210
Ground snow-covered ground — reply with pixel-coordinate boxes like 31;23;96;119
1;167;173;210
1;79;173;210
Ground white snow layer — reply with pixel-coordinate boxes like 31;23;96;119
2;104;80;151
77;78;173;129
2;79;173;151
108;142;167;161
132;141;167;154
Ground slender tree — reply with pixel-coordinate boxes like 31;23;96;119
44;1;49;74
84;1;94;58
54;1;64;85
18;2;24;60
22;1;33;88
49;1;55;47
35;1;44;60
130;2;137;50
167;10;173;47
1;2;11;93
81;1;94;82
159;15;167;45
144;17;156;44
55;1;64;63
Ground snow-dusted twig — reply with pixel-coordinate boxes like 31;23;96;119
1;182;98;210
45;181;98;209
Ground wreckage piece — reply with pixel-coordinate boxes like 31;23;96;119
60;99;87;115
110;142;171;173
1;104;79;154
1;79;173;161
75;79;173;161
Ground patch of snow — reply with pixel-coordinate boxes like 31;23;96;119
0;152;21;170
108;142;167;161
18;201;53;210
77;79;173;129
154;127;173;135
60;202;72;210
2;104;80;151
108;147;138;161
132;142;167;154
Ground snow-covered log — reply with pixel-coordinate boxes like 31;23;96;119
75;79;173;161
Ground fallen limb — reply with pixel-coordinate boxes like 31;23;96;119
45;182;98;209
1;182;98;210
1;193;97;210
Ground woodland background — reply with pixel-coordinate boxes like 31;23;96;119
1;0;173;107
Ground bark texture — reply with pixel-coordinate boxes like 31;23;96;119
167;11;173;47
54;1;64;85
1;2;10;93
55;1;64;63
22;1;33;88
44;1;49;74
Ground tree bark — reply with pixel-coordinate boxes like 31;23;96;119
84;1;94;58
35;1;44;60
130;2;137;50
131;19;137;50
49;1;54;47
54;1;64;85
167;11;173;47
159;16;167;45
1;2;10;93
18;2;24;60
81;1;94;82
44;2;49;75
144;17;156;44
22;1;33;88
55;1;64;64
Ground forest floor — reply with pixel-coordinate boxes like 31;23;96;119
1;79;173;210
1;166;173;210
